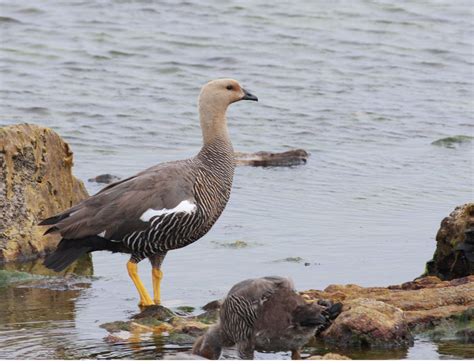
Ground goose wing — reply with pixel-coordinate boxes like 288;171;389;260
40;160;197;241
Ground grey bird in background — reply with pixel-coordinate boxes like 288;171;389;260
193;276;333;360
39;79;258;307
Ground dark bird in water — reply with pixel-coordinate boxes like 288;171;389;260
40;79;258;306
193;276;339;360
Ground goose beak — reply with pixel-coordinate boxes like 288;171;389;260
242;89;258;101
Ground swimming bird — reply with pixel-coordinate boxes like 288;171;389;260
40;79;258;307
192;276;328;360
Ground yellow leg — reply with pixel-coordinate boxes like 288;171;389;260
152;267;163;305
126;261;154;307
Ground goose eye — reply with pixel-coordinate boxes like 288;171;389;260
226;85;233;91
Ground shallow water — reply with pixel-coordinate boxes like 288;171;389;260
0;0;473;359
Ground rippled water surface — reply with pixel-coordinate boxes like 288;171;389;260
0;0;473;359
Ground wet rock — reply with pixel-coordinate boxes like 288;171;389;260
273;256;305;263
131;304;175;320
235;149;308;167
455;328;474;344
423;203;474;280
302;276;474;348
201;299;221;312
431;135;473;148
176;305;195;314
101;305;213;346
0;124;88;263
87;173;120;184
321;298;412;348
307;353;351;360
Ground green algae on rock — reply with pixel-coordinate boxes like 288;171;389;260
211;240;257;249
0;269;40;287
0;123;89;263
431;135;473;148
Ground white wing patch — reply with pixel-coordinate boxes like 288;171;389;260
140;200;196;222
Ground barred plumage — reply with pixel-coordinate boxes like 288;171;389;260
41;78;258;306
123;142;235;263
193;276;331;360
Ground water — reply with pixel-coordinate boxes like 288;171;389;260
0;0;473;359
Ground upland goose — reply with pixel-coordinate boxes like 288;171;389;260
193;277;332;360
40;79;258;306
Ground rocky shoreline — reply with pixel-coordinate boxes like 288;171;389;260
98;275;473;358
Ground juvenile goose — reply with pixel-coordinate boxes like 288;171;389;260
192;277;328;360
40;79;258;306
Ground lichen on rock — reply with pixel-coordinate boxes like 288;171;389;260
0;123;88;263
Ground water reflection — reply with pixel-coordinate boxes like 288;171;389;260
0;256;92;359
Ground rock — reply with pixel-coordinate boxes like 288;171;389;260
0;124;89;263
211;240;252;249
131;304;175;320
307;353;351;360
235;149;308;167
431;135;473;148
423;203;474;280
302;276;474;348
87;174;120;184
456;328;474;344
321;298;412;348
273;256;305;263
101;305;213;346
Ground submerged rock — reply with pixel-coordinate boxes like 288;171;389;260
424;203;474;280
235;149;308;167
0;124;89;263
87;173;120;184
211;240;252;249
302;276;474;349
431;135;473;148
